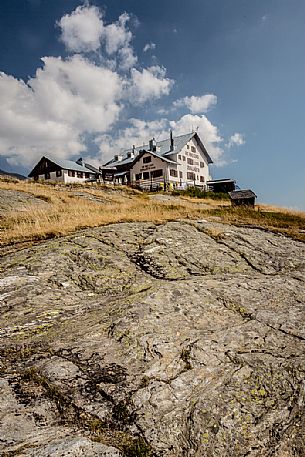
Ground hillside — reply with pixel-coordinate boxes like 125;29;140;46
0;180;305;456
0;168;27;181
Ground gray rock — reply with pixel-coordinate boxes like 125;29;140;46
0;220;304;456
28;437;122;456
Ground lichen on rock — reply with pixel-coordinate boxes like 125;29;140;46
0;220;304;456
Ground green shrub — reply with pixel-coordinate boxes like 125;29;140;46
172;186;229;200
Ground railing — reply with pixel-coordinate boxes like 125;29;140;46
131;176;167;191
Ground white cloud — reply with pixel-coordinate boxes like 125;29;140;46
143;42;156;52
0;55;123;166
174;94;217;114
58;5;103;53
129;66;174;103
104;13;132;55
58;7;136;70
96;118;168;162
227;133;245;148
170;114;225;165
118;46;137;70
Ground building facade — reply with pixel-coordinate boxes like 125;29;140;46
28;157;99;183
104;131;213;189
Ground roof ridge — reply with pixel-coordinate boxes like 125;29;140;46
121;131;194;154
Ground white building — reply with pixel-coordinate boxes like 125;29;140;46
28;156;99;184
104;132;213;190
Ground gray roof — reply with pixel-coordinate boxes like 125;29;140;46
229;190;257;199
45;156;92;173
83;162;100;174
132;149;177;165
104;132;212;167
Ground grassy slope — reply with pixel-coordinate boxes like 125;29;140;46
0;178;304;247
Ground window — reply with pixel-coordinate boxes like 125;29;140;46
170;169;178;177
200;162;205;168
45;172;50;180
56;170;62;177
187;172;195;180
143;156;151;164
191;146;196;152
135;173;142;180
179;171;183;179
143;172;150;179
84;172;89;179
200;176;205;183
178;155;182;160
68;170;76;177
151;169;163;178
183;156;186;161
187;157;194;165
187;145;190;149
77;172;83;178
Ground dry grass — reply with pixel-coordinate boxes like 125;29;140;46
206;206;305;242
0;180;207;245
0;179;304;246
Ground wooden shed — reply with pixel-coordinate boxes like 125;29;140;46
228;190;257;207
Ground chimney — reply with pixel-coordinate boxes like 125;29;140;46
149;138;157;152
76;157;83;166
170;130;174;152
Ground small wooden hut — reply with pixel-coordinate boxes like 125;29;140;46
228;190;257;207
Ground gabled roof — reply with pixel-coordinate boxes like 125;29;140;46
132;149;177;166
28;156;93;177
46;157;90;172
83;162;100;174
104;131;213;167
229;190;257;199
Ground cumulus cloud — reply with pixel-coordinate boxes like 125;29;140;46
118;46;137;70
0;55;123;166
58;6;136;70
143;42;156;52
96;118;168;161
58;5;103;53
104;13;132;54
227;132;245;148
129;66;174;103
170;114;225;164
174;94;217;114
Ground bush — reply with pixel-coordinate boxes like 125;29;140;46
172;186;230;200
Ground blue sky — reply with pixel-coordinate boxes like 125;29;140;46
0;0;304;209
